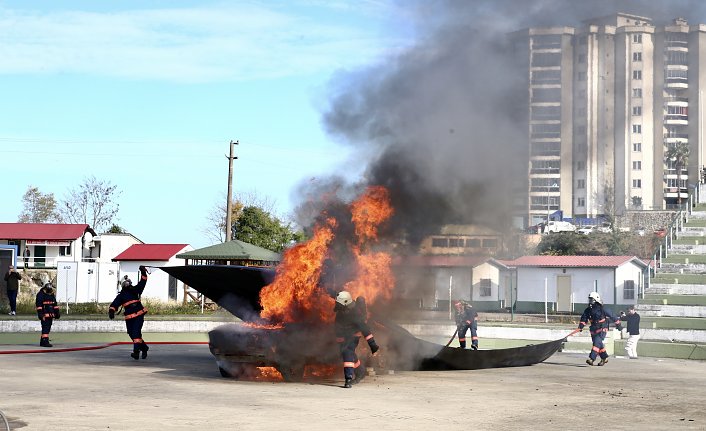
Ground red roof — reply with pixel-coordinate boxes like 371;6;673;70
505;255;648;268
112;244;190;262
0;223;92;240
393;255;489;268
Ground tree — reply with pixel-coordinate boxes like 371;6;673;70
203;191;276;243
18;186;60;223
233;206;305;253
666;141;690;206
106;224;127;234
58;176;121;233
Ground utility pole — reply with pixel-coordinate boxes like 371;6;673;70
225;140;238;242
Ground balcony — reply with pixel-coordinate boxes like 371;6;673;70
664;114;688;125
665;97;689;106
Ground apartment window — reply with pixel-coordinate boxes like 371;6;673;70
579;89;587;99
577;125;586;135
624;280;635;300
480;279;492;297
632;106;642;116
633;51;642;61
633;142;642;152
577;197;585;207
466;238;481;248
578;53;586;63
633;161;642;170
579;35;588;45
577;179;585;189
59;246;71;257
577;106;586;116
633;34;642;44
431;238;448;247
577;161;585;170
632;179;642;188
578;71;587;81
632;88;642;98
448;238;461;247
633;70;642;80
482;238;498;248
632;124;642;133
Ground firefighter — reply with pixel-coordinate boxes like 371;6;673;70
334;291;379;388
454;300;478;350
109;266;150;360
578;292;622;366
36;282;60;347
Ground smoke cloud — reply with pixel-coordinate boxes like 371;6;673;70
294;0;706;247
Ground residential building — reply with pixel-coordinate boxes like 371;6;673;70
112;243;193;303
0;223;96;270
512;13;706;228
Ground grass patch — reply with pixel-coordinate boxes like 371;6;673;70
663;254;706;264
651;273;706;284
2;298;222;316
685;219;706;227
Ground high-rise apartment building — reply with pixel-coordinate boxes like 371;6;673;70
512;13;706;227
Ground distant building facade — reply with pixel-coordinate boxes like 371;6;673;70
511;13;706;227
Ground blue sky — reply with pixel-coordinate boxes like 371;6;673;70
0;0;415;249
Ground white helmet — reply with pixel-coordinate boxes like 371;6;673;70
335;291;354;307
588;292;601;304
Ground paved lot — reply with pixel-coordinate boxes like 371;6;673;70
1;343;705;431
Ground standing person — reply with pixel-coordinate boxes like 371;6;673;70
4;265;21;316
454;300;479;350
334;291;379;388
578;292;622;366
624;304;641;359
23;246;30;269
109;266;150;360
36;282;60;347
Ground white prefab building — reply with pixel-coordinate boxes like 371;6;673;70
112;244;193;303
90;233;144;263
506;255;649;313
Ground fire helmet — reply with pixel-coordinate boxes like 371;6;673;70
43;282;53;290
335;291;354;307
588;292;601;304
121;277;133;289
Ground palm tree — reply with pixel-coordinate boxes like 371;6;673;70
666;141;690;206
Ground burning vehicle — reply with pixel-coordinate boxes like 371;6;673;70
161;186;565;382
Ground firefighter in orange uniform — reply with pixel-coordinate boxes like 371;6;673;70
454;300;479;350
109;266;150;360
36;282;60;347
334;291;379;388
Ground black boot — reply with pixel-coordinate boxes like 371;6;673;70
353;367;366;384
131;345;140;360
40;337;52;348
141;343;149;359
343;378;353;388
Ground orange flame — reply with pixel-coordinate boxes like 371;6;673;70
259;185;395;325
259;217;337;324
345;186;395;304
350;186;393;244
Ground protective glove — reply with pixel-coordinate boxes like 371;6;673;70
578;326;584;332
139;265;148;276
369;340;379;355
54;310;60;320
37;312;43;321
108;309;115;320
616;325;623;332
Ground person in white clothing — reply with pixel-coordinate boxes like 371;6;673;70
624;305;641;359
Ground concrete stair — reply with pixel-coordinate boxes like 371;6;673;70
644;203;706;347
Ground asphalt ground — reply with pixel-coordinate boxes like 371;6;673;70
1;341;705;431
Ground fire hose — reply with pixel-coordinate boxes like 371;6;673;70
445;327;581;348
0;341;208;355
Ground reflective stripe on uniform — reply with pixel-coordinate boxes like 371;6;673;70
343;360;361;368
124;308;147;320
122;300;140;307
365;334;374;340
